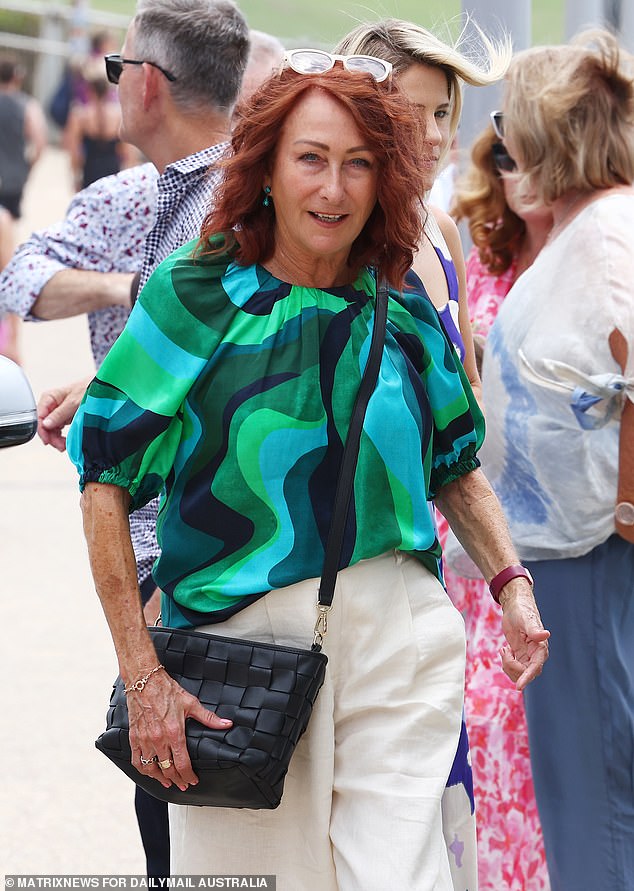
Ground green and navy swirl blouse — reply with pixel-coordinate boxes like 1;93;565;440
67;238;484;629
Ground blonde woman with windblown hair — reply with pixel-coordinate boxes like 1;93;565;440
336;18;511;407
336;20;519;891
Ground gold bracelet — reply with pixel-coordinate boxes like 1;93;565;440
123;664;165;694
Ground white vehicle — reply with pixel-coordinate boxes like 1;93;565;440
0;356;37;447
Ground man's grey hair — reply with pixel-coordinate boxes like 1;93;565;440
239;30;285;99
133;0;249;113
247;30;285;70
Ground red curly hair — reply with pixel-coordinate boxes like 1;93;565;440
199;66;427;287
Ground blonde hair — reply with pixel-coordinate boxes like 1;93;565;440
452;126;524;275
334;18;511;144
505;28;634;205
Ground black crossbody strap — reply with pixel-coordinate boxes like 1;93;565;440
312;279;388;648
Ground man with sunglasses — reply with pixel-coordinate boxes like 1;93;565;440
0;0;250;879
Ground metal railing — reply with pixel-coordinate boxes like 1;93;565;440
0;0;129;30
0;1;130;107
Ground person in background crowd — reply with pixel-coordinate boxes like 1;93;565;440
447;123;553;891
453;127;552;360
0;56;47;222
336;17;511;406
63;58;136;190
0;204;20;363
481;29;634;891
67;54;549;888
335;20;513;888
0;0;251;879
429;135;459;213
238;29;285;102
79;30;120;103
49;29;119;129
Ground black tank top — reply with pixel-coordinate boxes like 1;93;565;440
0;91;28;195
82;135;121;188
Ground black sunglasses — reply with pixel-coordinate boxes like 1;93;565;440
104;53;177;86
492;142;516;173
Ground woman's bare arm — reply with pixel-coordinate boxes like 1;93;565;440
435;468;550;690
80;482;232;791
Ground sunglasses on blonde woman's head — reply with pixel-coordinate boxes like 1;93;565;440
490;110;504;140
282;49;393;83
104;53;177;86
492;142;517;173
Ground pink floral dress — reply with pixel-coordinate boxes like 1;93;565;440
441;247;550;890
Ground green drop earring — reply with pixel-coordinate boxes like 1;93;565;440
263;185;272;207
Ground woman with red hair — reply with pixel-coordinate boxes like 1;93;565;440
69;58;548;888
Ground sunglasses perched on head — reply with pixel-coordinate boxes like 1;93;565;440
283;49;393;83
492;142;517;173
490;109;504;140
104;53;177;86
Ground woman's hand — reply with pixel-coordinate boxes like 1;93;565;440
38;375;92;450
435;469;550;690
80;483;232;788
127;670;233;790
497;580;550;691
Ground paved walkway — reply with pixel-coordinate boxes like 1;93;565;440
1;148;146;876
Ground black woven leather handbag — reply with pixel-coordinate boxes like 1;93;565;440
95;282;388;809
96;626;328;808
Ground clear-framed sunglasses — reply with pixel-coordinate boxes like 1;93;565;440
283;49;393;83
490;110;504;140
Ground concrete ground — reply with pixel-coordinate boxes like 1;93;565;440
1;148;147;876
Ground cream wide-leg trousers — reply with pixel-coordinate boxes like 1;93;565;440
170;550;466;890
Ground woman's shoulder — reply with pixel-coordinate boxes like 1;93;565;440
424;205;454;253
144;235;236;299
137;236;246;338
160;233;234;268
425;206;463;281
576;188;634;232
559;190;634;273
428;205;459;240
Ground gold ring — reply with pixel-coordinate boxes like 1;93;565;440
158;758;173;770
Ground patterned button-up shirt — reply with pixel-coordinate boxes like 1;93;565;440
0;142;229;583
0;162;158;365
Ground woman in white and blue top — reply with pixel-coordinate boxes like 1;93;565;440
482;31;634;891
